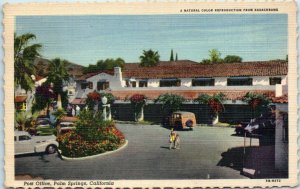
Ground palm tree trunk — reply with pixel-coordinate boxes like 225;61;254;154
137;107;144;122
212;113;219;125
57;94;62;109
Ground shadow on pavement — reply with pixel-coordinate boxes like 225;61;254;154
160;146;170;149
217;146;288;179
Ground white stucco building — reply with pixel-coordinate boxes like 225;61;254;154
72;60;288;104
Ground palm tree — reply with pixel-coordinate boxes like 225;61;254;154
139;49;160;67
15;111;37;131
47;58;69;109
14;33;42;91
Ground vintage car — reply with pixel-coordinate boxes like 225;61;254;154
14;131;58;155
168;111;196;130
57;121;76;135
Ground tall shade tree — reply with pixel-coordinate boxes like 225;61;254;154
47;58;70;109
154;93;186;114
14;33;42;91
224;55;242;63
139;49;160;67
209;49;222;63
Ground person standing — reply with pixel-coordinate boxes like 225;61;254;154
169;129;176;150
174;134;180;149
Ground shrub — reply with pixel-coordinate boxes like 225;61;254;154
154;93;186;113
57;110;125;157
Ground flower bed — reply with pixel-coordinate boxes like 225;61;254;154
56;110;125;158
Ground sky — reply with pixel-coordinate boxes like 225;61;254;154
16;14;287;66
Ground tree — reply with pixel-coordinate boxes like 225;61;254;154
14;33;42;91
154;93;186;114
31;83;56;114
209;49;222;63
86;91;101;110
195;93;225;125
47;58;70;109
242;92;270;118
139;49;160;67
200;59;211;64
15;111;38;131
175;53;178;61
170;49;174;61
83;58;125;74
224;55;242;63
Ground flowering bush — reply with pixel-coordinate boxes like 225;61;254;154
130;94;147;121
130;94;147;104
195;93;225;125
242;92;270;118
57;110;125;157
87;91;101;101
195;93;225;114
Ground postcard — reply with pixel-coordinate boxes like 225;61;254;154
3;1;297;188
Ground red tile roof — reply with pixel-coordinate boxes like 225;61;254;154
122;60;288;79
60;116;79;122
79;70;114;80
110;90;275;101
271;95;288;103
71;98;87;105
15;96;27;103
35;75;45;81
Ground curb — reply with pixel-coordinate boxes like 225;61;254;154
60;140;128;161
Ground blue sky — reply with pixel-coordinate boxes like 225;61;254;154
16;14;287;66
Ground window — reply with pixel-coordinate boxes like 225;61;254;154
227;77;252;86
88;82;93;89
68;90;74;95
97;81;109;90
81;82;88;89
139;80;148;87
192;78;215;86
160;78;181;87
19;135;31;141
126;78;137;87
269;77;282;85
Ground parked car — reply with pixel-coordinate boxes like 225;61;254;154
14;131;58;155
167;111;196;130
57;121;76;135
36;119;52;128
235;115;275;136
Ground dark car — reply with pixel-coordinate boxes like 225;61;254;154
235;113;275;136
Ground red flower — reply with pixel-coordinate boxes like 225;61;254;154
87;92;101;101
130;94;146;103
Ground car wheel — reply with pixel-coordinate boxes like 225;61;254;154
186;120;193;127
46;145;57;154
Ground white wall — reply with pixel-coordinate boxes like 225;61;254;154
180;78;192;87
86;72;123;90
215;77;227;86
147;79;160;87
252;76;269;86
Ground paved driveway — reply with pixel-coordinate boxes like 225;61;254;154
15;124;259;179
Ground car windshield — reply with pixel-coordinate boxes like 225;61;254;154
61;123;74;127
37;120;50;125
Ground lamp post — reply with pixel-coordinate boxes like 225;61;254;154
101;96;111;121
102;96;108;121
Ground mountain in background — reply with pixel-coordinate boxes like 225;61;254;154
34;57;84;79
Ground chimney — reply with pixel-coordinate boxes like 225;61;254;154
114;67;122;81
